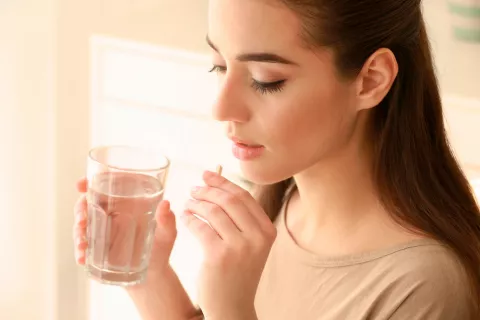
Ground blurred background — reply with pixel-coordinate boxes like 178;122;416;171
0;0;479;319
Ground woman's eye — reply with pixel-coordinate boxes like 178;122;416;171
209;65;285;95
208;65;226;73
251;79;285;95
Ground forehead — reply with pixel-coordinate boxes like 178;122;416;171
207;0;304;55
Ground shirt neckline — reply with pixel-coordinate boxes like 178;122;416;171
277;189;443;268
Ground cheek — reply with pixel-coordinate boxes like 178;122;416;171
239;81;356;185
274;89;353;154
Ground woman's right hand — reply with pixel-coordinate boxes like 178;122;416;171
73;178;89;265
72;177;178;272
73;178;200;320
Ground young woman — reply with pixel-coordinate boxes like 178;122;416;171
73;0;480;319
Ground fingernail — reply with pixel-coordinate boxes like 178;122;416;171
76;236;87;246
77;252;85;264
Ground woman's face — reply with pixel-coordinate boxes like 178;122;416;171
208;0;362;185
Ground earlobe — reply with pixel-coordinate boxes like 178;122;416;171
356;48;398;111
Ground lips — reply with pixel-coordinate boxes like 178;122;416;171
234;140;263;148
229;136;265;161
230;136;263;148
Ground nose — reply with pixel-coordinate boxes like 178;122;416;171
212;76;251;123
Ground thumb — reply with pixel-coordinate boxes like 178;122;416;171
151;200;177;257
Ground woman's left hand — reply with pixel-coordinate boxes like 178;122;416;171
182;170;277;320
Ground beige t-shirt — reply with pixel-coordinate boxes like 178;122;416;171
254;206;473;320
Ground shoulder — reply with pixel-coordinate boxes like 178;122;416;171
374;241;474;319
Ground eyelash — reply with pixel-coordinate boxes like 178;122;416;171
208;65;285;95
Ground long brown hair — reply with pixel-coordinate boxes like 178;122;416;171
255;0;480;314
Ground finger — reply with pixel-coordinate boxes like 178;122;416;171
74;210;87;228
180;210;220;246
153;200;177;250
107;212;137;268
73;224;88;264
74;235;88;250
147;200;178;267
73;192;88;266
73;224;87;240
74;235;87;265
184;199;240;240
202;171;272;229
74;194;87;217
77;177;88;193
190;186;258;233
108;200;177;269
156;201;176;231
75;250;86;265
73;195;87;241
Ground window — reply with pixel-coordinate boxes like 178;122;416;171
88;35;248;320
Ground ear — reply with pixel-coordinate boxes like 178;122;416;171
355;48;398;111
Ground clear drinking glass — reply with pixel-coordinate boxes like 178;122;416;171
85;145;170;286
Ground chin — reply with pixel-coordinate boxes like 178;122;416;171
238;160;293;186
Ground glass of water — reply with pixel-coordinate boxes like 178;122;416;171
85;145;170;286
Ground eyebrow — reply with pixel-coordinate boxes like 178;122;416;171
206;35;298;66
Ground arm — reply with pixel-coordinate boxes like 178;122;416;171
386;272;473;320
126;265;201;320
126;264;259;320
209;308;258;320
127;265;258;320
388;293;472;320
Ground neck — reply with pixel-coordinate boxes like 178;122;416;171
287;117;418;256
292;138;380;232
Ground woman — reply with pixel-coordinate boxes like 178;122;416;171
73;0;480;319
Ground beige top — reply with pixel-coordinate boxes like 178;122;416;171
255;204;473;319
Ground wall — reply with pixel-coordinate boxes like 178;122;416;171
423;0;480;183
0;0;57;319
54;1;210;319
0;1;210;319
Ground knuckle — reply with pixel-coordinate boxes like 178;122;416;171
75;220;86;229
205;202;221;215
266;226;277;242
75;211;87;224
77;240;88;250
252;237;269;252
230;240;251;257
74;226;87;239
198;185;209;195
198;202;211;217
196;220;211;233
251;229;276;250
74;195;87;214
235;188;250;199
210;242;245;266
223;193;237;206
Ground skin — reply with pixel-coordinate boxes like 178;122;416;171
206;0;422;258
74;179;199;320
73;0;425;319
